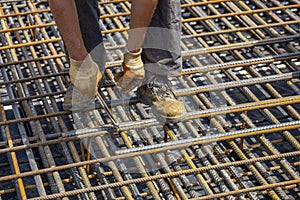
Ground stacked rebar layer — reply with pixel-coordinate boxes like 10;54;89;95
1;0;300;199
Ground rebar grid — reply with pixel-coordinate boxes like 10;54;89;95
0;0;300;199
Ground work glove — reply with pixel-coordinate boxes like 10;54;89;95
114;48;145;93
69;54;102;98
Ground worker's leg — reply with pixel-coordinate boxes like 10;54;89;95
127;0;158;52
137;0;186;123
75;0;106;73
114;0;158;93
49;0;102;110
49;0;88;61
142;0;182;77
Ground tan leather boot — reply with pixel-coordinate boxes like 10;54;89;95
137;76;186;123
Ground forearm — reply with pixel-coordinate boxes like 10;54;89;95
127;0;158;52
49;0;88;61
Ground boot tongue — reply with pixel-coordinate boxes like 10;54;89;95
147;78;172;100
147;75;168;89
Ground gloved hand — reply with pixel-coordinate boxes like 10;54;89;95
114;48;145;93
69;54;102;98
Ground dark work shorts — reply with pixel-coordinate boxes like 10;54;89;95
75;0;181;77
143;0;182;77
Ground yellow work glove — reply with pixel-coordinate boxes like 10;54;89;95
69;54;102;98
114;48;145;93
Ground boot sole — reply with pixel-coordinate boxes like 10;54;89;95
152;108;187;123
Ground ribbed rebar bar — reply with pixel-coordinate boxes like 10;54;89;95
0;0;300;199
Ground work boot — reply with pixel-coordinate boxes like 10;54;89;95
63;54;102;111
137;76;187;123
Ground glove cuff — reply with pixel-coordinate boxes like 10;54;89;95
70;57;82;69
125;47;142;56
123;48;143;71
69;57;82;84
